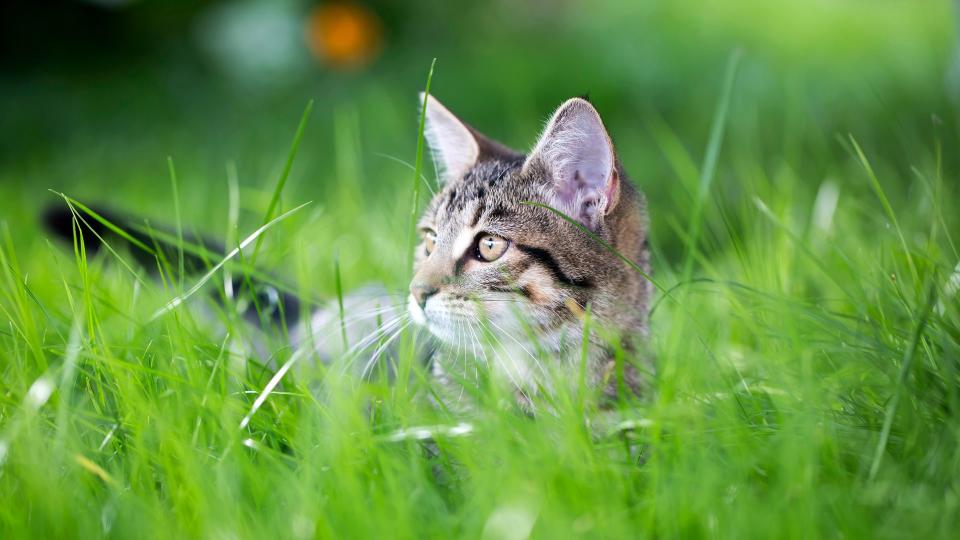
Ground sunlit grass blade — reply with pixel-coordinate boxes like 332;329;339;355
238;345;312;430
679;48;741;282
335;253;348;350
167;156;184;290
49;191;157;256
151;201;311;320
868;282;937;480
251;100;314;263
406;58;437;276
849;134;919;284
55;194;152;289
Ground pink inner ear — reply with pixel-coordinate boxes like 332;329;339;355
550;139;615;226
525;98;618;227
421;94;480;184
603;169;620;215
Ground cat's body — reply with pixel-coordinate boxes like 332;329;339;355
44;95;652;410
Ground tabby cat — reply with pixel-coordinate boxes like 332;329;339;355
401;95;652;404
44;95;653;409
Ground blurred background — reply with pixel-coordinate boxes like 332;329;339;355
0;0;956;289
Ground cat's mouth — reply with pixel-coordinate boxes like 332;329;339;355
407;291;547;350
407;294;429;327
407;293;488;345
407;293;464;344
407;292;556;393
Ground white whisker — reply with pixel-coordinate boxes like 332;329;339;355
483;317;549;381
476;319;528;396
464;318;486;386
360;320;411;378
342;316;405;357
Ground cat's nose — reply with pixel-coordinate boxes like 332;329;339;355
410;282;439;309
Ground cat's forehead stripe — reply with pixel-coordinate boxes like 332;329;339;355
452;227;476;259
440;159;520;216
468;200;485;227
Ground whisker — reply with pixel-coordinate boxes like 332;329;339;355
483;315;552;404
457;317;468;402
348;316;404;352
325;305;403;324
372;152;437;197
333;289;409;299
347;313;409;359
337;315;407;371
476;319;528;395
465;318;486;386
483;317;546;378
302;307;403;352
360;320;411;378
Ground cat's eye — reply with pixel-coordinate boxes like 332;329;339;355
423;230;437;255
476;234;509;262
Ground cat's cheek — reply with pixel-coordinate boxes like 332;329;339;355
516;266;562;306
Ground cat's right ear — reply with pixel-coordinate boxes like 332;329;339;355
420;94;480;184
522;98;620;230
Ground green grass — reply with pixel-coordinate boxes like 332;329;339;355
1;61;960;539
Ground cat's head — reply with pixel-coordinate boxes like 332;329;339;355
408;95;650;357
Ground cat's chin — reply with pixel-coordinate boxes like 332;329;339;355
407;295;459;345
407;294;428;326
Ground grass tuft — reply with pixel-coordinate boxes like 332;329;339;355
1;61;959;539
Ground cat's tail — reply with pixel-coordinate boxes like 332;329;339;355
41;202;419;372
43;203;226;274
41;203;302;328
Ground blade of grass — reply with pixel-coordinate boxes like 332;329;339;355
869;281;937;480
752;196;860;303
406;58;437;277
849;135;919;284
224;160;241;300
151;201;311;321
520;201;663;292
335;253;348;350
49;191;157;256
167;157;184;291
57;195;151;289
239;344;313;430
251;100;314;264
680;48;741;283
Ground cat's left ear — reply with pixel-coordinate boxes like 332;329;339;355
420;93;520;184
421;94;478;184
524;98;620;230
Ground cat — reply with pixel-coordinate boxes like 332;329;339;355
43;94;653;410
402;95;652;406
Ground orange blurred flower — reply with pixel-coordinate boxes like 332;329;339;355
305;2;382;69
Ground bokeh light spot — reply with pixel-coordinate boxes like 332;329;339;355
305;2;383;69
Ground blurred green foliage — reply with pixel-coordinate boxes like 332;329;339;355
1;0;956;264
1;1;959;538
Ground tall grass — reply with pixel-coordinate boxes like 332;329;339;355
0;69;958;539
